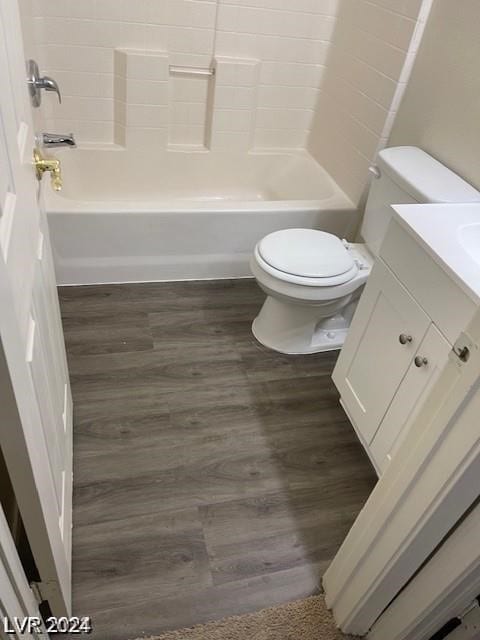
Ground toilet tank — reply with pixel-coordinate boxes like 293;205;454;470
361;146;480;257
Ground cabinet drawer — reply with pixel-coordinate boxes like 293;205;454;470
370;323;451;473
333;259;430;446
380;219;476;344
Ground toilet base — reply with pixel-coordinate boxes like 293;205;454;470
252;295;357;355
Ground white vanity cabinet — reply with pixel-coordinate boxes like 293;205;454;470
333;218;475;475
368;321;450;473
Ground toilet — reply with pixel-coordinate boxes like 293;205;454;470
251;146;480;354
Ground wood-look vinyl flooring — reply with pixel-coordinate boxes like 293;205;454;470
59;279;376;640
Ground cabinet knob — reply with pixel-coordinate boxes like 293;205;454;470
414;356;428;368
399;334;413;345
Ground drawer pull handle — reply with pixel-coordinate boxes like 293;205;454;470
399;334;413;345
414;356;428;368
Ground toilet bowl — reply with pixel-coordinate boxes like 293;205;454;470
250;229;373;354
250;147;480;355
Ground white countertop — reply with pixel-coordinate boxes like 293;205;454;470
392;202;480;304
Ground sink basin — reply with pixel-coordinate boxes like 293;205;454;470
391;202;480;303
458;223;480;266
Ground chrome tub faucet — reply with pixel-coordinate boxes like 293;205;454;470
39;132;76;148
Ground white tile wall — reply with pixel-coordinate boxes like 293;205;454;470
30;0;217;146
113;49;169;149
168;53;214;149
23;0;431;190
308;0;432;205
215;0;339;149
210;56;258;150
27;0;342;148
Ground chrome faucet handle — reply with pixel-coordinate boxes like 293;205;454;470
40;132;76;148
27;59;62;107
37;76;62;103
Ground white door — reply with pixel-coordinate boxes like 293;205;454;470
367;495;480;640
0;501;48;639
0;0;72;616
332;259;431;447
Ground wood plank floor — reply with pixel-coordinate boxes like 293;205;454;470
59;279;376;640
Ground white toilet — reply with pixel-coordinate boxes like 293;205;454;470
251;146;480;354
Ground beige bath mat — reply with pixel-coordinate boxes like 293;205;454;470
134;595;351;640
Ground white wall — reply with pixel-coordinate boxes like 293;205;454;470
389;0;480;192
214;0;338;150
28;0;340;150
308;0;432;205
22;0;434;201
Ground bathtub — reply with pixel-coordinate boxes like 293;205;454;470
45;149;358;285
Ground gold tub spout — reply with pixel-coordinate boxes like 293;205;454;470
33;147;62;191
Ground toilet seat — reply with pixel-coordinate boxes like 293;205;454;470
255;228;358;287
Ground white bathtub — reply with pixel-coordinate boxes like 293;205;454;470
45;149;357;285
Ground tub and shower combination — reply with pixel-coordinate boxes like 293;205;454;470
45;149;357;285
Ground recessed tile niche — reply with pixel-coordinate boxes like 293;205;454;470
113;49;260;151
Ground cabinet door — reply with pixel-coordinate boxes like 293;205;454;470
371;323;451;473
332;259;430;447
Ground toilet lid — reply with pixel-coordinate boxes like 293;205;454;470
258;229;355;279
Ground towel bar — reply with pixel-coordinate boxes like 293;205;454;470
169;65;215;77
